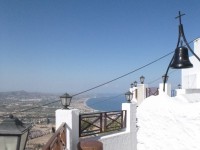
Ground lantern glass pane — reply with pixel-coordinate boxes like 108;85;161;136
166;76;169;81
162;75;169;82
131;84;134;88
134;81;137;87
61;98;67;106
19;131;28;150
125;94;130;101
66;97;72;106
162;76;165;82
0;136;18;150
140;76;144;83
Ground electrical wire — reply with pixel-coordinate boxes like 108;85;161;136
2;50;170;116
82;70;178;109
0;51;181;117
147;70;177;85
71;51;173;97
1;37;198;117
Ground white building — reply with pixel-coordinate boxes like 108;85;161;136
182;38;200;89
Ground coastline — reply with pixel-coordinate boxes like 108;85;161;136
83;98;93;111
72;96;125;112
71;97;94;113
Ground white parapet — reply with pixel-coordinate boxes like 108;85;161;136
56;109;79;150
130;87;138;103
84;102;137;150
137;84;148;105
176;88;200;95
159;83;171;96
55;103;137;150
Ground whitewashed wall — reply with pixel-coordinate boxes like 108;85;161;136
134;84;148;106
158;83;171;96
182;38;200;89
137;93;200;150
97;103;137;150
55;103;137;150
56;109;79;150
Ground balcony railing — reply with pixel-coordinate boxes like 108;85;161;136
79;110;126;137
42;123;66;150
146;88;159;97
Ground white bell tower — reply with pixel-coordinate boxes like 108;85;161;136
181;38;200;89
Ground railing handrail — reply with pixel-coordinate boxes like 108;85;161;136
42;123;66;150
79;110;126;137
80;110;124;115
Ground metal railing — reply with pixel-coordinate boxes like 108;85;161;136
42;123;66;150
79;110;126;137
146;88;159;97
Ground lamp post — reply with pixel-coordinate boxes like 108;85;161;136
0;114;31;150
140;76;145;84
134;81;137;87
131;81;137;88
60;93;72;109
178;84;182;89
130;83;134;88
162;74;169;83
163;11;200;91
125;91;133;103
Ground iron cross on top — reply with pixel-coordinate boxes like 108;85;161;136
175;11;185;25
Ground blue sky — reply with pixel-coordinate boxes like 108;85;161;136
0;0;200;94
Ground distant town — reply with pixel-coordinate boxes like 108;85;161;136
0;90;93;149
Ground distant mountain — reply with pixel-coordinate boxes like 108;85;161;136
0;90;57;96
0;90;59;100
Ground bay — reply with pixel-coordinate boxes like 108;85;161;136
86;95;126;111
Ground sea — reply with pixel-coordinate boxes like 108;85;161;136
86;95;126;112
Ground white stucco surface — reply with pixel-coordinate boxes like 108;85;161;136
137;93;200;150
158;83;171;96
56;109;79;150
137;84;148;105
80;103;137;150
182;38;200;89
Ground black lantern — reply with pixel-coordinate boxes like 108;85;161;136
163;11;200;91
130;83;134;88
125;91;133;103
134;81;137;87
178;84;182;89
140;76;145;84
0;114;31;150
60;93;72;109
162;74;169;83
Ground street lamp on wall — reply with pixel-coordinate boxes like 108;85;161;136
134;81;137;87
60;93;72;109
131;81;137;88
140;76;145;84
125;91;133;103
178;84;182;89
162;74;169;83
130;83;134;88
0;114;31;150
163;11;200;91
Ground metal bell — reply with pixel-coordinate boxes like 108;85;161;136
170;46;193;69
